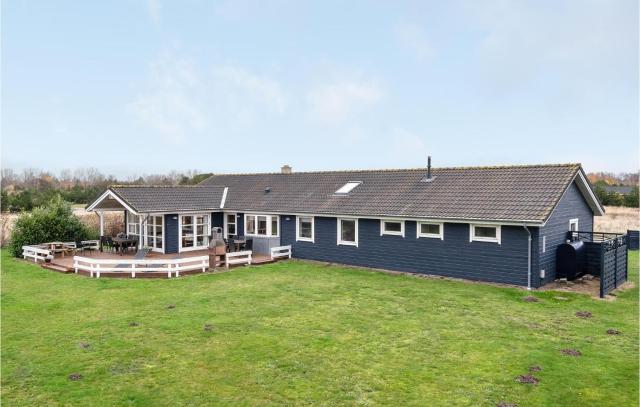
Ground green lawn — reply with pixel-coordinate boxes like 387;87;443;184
1;250;638;406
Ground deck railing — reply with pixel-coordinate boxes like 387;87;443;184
270;245;292;260
73;255;209;278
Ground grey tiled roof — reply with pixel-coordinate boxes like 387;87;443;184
109;186;226;213
198;164;589;223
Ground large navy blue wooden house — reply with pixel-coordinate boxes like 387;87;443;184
87;163;604;288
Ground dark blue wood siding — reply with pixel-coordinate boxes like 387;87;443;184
211;212;223;228
536;181;594;285
164;214;179;254
281;216;531;286
237;213;244;237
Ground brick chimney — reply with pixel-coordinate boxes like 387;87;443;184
281;165;292;174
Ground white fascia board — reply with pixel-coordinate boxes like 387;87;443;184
86;189;138;215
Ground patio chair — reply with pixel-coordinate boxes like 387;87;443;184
107;236;118;253
244;239;253;251
227;238;236;253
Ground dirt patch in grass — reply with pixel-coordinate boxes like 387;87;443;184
516;374;539;384
607;329;621;335
204;324;214;331
68;373;83;381
529;365;542;372
561;349;582;357
167;304;176;309
129;322;139;327
522;296;539;302
497;402;518;407
575;311;593;318
78;342;91;349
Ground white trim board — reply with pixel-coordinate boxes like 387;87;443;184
86;189;138;215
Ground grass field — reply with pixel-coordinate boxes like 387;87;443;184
1;250;638;406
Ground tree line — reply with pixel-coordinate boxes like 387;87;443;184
1;168;212;212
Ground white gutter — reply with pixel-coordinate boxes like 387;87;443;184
523;226;532;290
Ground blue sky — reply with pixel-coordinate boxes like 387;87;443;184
2;0;638;178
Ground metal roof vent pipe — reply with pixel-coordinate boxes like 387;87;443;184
281;165;292;174
421;156;436;182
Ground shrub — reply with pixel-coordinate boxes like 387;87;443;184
8;195;97;257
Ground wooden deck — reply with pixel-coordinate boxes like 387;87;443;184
47;248;277;274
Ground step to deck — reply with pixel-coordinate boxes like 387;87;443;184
41;263;73;273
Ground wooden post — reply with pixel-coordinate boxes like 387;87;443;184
98;212;104;236
132;263;136;278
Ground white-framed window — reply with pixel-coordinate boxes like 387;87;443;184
127;212;140;236
296;216;314;242
180;214;210;251
337;218;358;246
417;222;443;239
244;214;279;237
470;224;501;244
569;218;579;232
542;235;546;253
145;215;164;251
224;213;237;238
380;220;404;237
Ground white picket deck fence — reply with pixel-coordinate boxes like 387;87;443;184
225;250;252;268
73;255;209;278
270;245;292;260
22;245;54;262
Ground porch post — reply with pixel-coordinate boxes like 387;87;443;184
98;212;104;236
139;215;144;249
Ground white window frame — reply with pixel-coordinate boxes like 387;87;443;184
542;235;546;253
296;216;315;242
380;219;404;237
179;213;211;252
127;212;140;236
470;224;501;244
224;213;237;238
337;218;358;247
417;221;444;240
569;218;579;232
244;214;280;237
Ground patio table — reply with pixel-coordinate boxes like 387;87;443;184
112;237;137;256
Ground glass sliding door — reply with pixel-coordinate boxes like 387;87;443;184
145;215;164;251
180;214;210;251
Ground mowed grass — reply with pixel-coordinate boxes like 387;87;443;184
1;250;638;406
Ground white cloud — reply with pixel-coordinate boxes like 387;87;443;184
147;0;162;25
306;78;383;124
127;53;205;143
127;52;288;141
394;22;434;61
212;65;287;114
389;127;429;160
463;0;637;91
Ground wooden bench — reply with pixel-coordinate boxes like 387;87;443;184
22;245;53;263
225;250;252;268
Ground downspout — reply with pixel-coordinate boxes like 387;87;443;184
523;226;532;291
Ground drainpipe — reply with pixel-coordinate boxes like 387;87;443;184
523;226;532;291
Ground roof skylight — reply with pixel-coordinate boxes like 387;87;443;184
335;181;361;194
